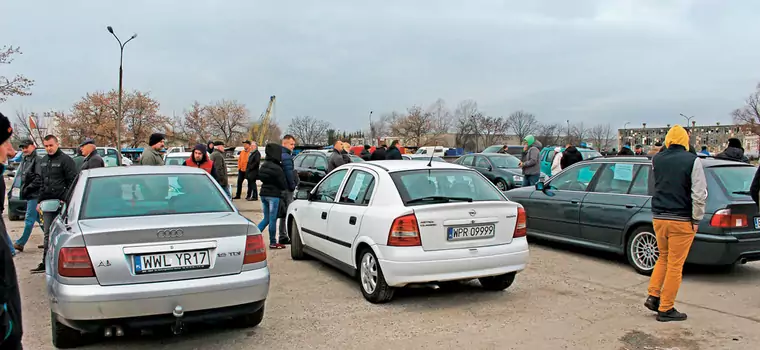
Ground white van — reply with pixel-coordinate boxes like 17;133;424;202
414;146;446;157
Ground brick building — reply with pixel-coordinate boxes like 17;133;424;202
618;122;757;156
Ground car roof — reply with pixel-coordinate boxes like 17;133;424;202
480;153;518;157
587;155;753;167
165;152;192;157
350;160;467;172
82;165;206;178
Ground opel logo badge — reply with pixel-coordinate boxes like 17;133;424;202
469;209;476;217
157;228;184;238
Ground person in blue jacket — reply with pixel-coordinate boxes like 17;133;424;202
277;135;297;245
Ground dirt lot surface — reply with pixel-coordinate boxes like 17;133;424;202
6;181;759;350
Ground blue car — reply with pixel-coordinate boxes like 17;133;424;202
539;147;602;177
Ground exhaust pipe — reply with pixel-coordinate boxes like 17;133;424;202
408;283;440;290
739;258;748;264
104;327;113;337
171;306;184;335
115;326;124;337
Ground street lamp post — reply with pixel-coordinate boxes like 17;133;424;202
679;113;694;126
368;111;374;146
106;26;137;150
566;120;570;142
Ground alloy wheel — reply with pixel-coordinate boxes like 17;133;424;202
631;231;659;271
360;253;378;294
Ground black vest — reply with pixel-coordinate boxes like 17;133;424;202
651;145;697;220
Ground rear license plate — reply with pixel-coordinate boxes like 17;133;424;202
134;250;210;274
447;225;496;241
754;217;760;229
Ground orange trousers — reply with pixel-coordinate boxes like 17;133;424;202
647;219;696;312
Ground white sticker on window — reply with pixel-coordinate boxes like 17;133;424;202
348;173;366;201
614;164;634;181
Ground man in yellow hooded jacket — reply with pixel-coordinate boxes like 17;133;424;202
644;124;707;322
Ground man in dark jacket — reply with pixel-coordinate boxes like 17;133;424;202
245;142;261;201
644;125;707;322
560;145;583;169
209;141;230;198
79;138;105;170
277;135;297;244
31;135;78;274
360;145;371;161
386;140;403;160
370;144;387;160
618;142;635;155
715;138;749;163
0;112;23;349
327;141;350;173
13;139;43;253
258;143;288;249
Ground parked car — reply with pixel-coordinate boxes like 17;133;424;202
164;152;191;166
402;154;446;162
286;160;529;303
414;146;446;157
7;171;25;220
539;147;602;177
293;150;365;191
42;166;270;348
453;153;546;191
505;156;760;275
481;145;524;156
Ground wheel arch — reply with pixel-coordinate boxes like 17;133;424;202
353;236;381;270
623;220;655;251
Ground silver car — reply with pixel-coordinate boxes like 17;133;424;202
42;166;269;348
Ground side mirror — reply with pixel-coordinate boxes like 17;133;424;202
316;166;326;172
535;181;545;191
488;166;493;171
39;199;62;213
294;190;311;201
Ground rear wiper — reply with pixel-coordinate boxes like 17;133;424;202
407;196;473;204
733;191;752;195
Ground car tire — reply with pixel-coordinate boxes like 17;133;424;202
51;312;82;349
290;220;308;260
495;178;508;191
627;226;658;276
233;305;265;328
358;249;395;303
479;272;516;291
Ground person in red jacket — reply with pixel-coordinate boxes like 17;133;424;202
184;144;219;183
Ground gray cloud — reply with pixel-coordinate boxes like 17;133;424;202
3;0;760;132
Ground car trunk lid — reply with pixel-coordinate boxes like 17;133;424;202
412;201;518;251
713;201;760;239
79;212;251;286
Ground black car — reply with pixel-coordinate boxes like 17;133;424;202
7;172;25;221
505;156;760;274
293;150;364;190
453;153;546;191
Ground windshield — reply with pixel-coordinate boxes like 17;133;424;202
165;156;186;166
80;174;233;220
708;166;757;197
390;169;506;206
487;155;520;168
482;145;503;153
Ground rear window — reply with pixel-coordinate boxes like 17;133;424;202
482;145;503;153
390;169;506;206
80;174;233;219
165;156;186;166
487;155;520;168
708;166;757;197
581;150;602;160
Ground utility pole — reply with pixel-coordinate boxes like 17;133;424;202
107;26;137;151
368;111;374;146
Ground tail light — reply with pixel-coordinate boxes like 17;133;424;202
514;207;527;238
710;209;748;228
388;214;421;246
243;234;267;264
58;247;95;277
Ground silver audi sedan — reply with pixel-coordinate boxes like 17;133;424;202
41;166;269;348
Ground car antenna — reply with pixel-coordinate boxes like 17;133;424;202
426;142;436;167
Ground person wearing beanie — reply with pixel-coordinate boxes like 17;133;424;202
644;124;707;322
209;141;230;198
618;142;635;156
184;144;219;181
0;112;24;349
140;133;165;166
715;137;749;163
519;135;542;186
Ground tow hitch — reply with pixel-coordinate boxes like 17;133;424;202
171;306;184;335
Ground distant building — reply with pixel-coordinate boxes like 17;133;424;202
618;122;755;154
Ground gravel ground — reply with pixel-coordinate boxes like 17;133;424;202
5;180;760;350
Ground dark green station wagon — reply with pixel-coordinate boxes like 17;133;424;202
505;156;760;275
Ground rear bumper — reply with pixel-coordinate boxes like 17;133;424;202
688;234;760;265
49;267;270;329
375;237;530;287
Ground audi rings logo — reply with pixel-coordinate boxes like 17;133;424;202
157;228;184;238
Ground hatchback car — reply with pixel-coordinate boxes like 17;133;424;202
454;153;546;191
286;161;529;303
42;166;269;348
505;156;760;275
481;144;524;156
293;150;365;190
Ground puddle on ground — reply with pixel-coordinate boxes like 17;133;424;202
619;329;701;350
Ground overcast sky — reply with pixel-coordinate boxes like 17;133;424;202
3;0;760;132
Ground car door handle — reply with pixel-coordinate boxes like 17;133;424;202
321;212;327;220
349;216;357;225
571;199;580;204
625;203;636;208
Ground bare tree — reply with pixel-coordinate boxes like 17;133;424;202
535;123;563;147
506;110;538;142
287;116;331;145
588;123;614;151
0;46;34;103
454;100;480;151
204;100;249;144
478;114;509;146
732;82;760;136
179;101;213;145
569;122;588;145
390;106;434;146
427;98;454;135
370;113;392;142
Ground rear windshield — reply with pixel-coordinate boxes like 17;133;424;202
80;174;233;220
581;150;602;159
390;169;506;206
482;145;503;153
708;166;757;197
487;155;520;168
165;156;186;166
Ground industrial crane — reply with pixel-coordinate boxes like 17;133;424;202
249;95;276;145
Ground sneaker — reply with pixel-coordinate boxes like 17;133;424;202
30;263;45;274
247;197;258;202
657;308;687;322
279;237;291;245
37;244;44;249
269;244;286;250
644;296;660;312
233;196;241;200
13;243;24;252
